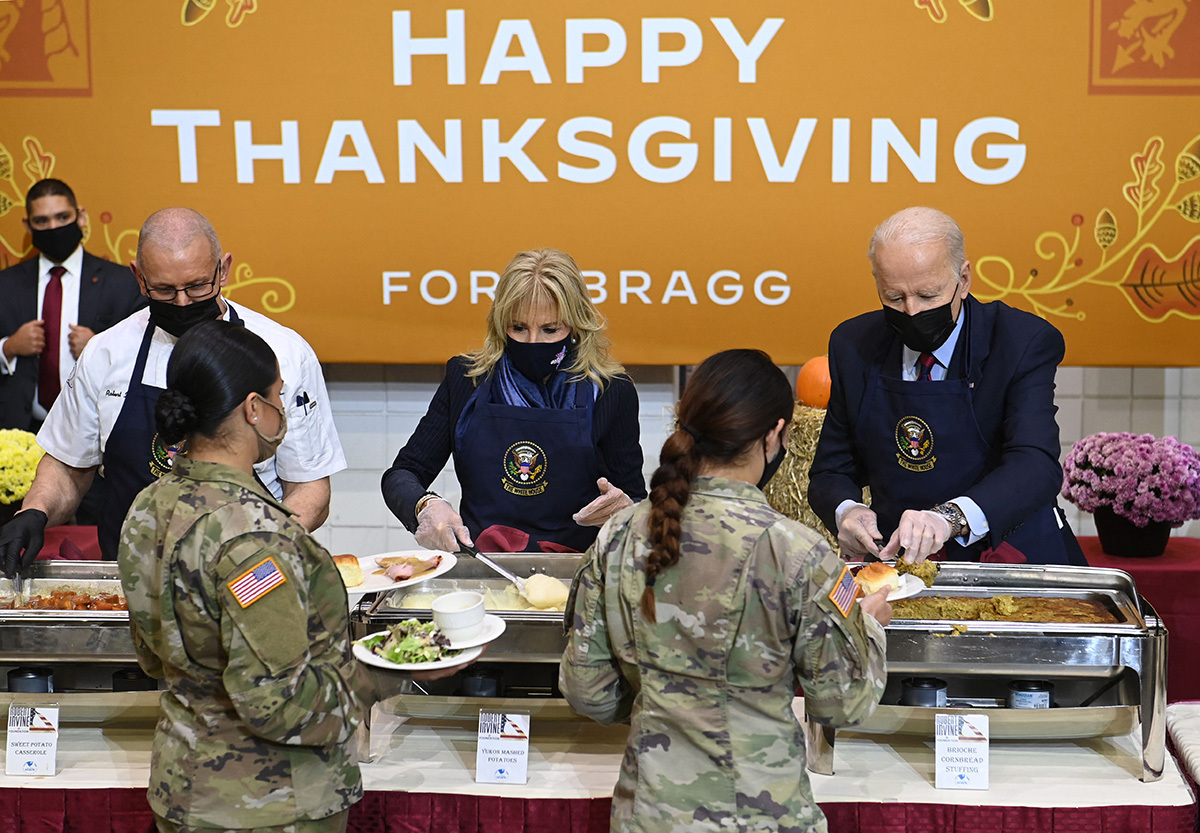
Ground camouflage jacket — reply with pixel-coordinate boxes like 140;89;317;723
560;476;887;833
118;458;370;828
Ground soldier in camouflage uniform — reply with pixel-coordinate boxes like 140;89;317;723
118;321;372;833
560;350;890;833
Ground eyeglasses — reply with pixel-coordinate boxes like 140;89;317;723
142;264;221;302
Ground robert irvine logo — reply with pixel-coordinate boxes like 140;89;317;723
1090;0;1200;94
0;0;91;96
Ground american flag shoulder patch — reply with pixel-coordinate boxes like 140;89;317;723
228;556;287;608
828;564;859;617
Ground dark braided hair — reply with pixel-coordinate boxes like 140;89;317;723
641;349;794;622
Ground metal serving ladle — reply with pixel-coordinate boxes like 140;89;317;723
455;541;529;600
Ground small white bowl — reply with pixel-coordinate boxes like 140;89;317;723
431;591;485;642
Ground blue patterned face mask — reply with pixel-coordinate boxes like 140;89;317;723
505;335;569;383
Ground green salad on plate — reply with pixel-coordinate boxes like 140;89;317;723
358;619;459;665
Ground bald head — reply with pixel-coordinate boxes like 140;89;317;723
868;207;966;276
136;207;222;265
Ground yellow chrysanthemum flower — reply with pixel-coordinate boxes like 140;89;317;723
0;430;45;505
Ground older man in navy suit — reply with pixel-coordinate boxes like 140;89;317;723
0;178;145;432
809;206;1083;566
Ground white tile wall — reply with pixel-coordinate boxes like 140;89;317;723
320;365;1199;552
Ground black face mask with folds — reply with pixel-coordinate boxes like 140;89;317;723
505;335;570;382
148;296;223;338
757;442;787;490
31;221;83;263
884;300;957;354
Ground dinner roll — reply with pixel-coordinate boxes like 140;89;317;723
854;561;900;596
333;554;364;588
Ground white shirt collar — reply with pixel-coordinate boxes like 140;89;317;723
38;244;84;281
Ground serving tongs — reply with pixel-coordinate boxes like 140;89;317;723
11;571;29;608
455;541;529;599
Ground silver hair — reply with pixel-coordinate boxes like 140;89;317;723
868;206;966;275
136;207;223;267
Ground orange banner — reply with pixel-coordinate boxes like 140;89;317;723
2;1;1197;365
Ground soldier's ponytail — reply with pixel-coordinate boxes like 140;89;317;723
642;349;794;622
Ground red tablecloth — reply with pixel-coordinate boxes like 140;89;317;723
37;525;101;561
0;789;1192;833
1082;536;1200;704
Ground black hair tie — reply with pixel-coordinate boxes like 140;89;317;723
645;573;657;588
680;424;702;442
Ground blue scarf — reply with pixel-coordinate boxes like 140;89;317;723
455;353;596;447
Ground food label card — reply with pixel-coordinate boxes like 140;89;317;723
934;713;988;790
6;704;59;776
476;711;529;784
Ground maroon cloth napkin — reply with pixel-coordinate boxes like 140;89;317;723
979;540;1027;563
474;525;580;554
474;525;530;553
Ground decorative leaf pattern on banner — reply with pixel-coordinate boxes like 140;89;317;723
0;143;12;184
1178;194;1200;222
1120;241;1200;320
180;0;259;28
913;0;994;23
1123;137;1164;221
21;137;54;184
974;132;1200;323
1095;209;1118;250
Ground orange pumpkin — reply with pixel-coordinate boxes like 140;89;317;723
796;356;831;409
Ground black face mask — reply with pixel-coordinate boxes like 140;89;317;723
884;300;957;354
31;221;83;264
148;295;223;338
505;335;570;383
757;439;787;490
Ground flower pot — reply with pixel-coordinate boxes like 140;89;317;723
1093;506;1172;557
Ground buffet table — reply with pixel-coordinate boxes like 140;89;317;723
0;698;1195;833
1082;536;1200;703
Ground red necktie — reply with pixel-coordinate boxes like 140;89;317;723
916;352;936;381
38;265;65;411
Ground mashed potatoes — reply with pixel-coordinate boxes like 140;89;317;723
399;582;568;613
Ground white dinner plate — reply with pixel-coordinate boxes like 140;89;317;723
345;551;457;601
445;614;507;651
871;573;925;601
352;640;483;672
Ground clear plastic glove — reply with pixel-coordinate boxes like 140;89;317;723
414;498;472;553
880;509;951;564
572;477;633;527
837;505;884;559
0;509;48;579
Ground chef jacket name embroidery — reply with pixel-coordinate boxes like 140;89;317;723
228;557;287;608
895;416;936;472
503;440;548;496
149;433;184;478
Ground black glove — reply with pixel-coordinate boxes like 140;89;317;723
0;509;48;579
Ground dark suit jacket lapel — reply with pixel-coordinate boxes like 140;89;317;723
78;251;101;328
963;295;993;384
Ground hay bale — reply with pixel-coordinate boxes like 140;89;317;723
762;402;870;553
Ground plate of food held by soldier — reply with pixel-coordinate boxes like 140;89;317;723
337;551;457;601
352;619;486;671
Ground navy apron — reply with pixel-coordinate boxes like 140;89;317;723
98;309;243;560
454;372;600;553
854;318;1075;565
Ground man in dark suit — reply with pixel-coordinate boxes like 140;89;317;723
809;206;1082;566
0;179;145;432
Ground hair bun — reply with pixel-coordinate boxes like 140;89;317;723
155;388;199;444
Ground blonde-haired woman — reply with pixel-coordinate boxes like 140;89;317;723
382;249;645;554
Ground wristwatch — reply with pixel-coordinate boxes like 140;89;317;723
931;502;969;539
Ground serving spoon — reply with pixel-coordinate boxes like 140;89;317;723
456;541;529;599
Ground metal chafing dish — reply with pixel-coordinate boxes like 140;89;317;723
351;554;580;697
803;562;1167;782
0;561;145;691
